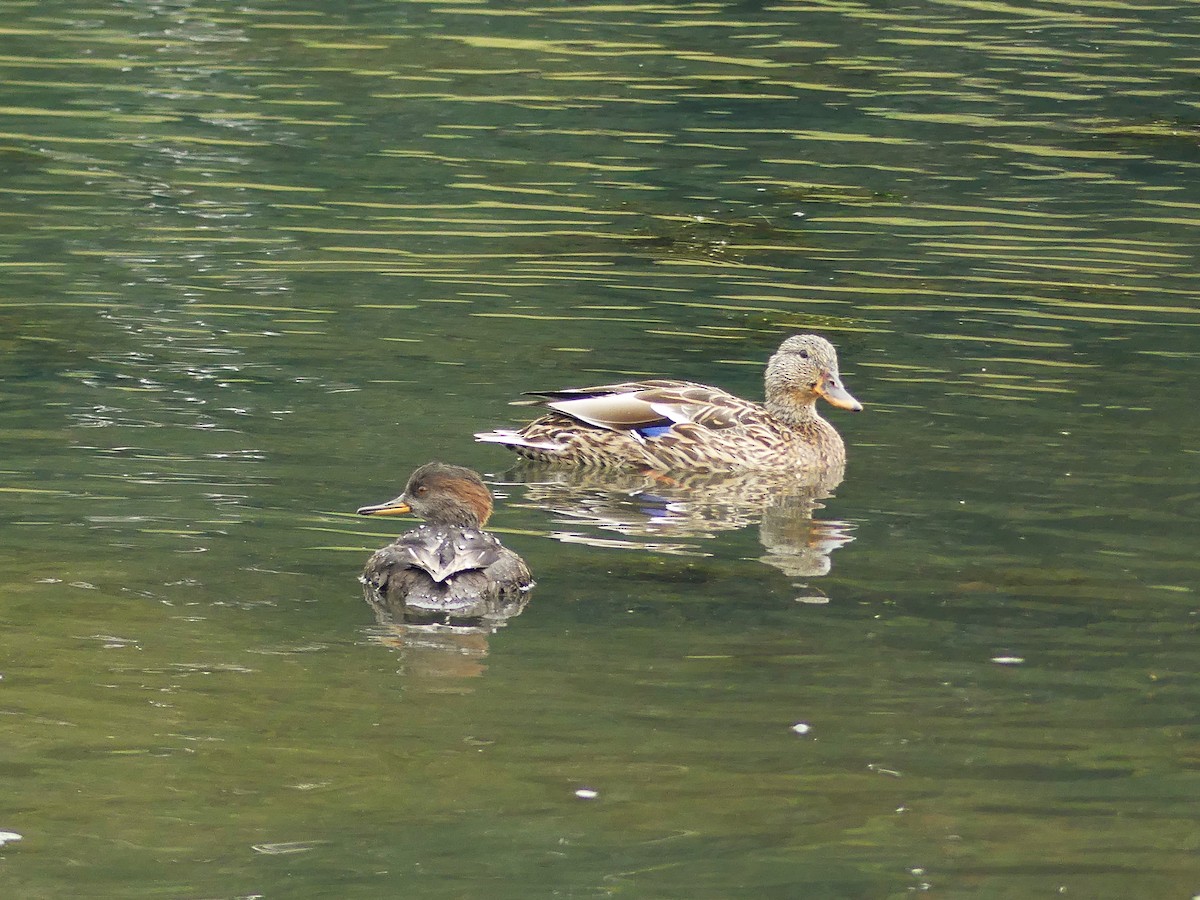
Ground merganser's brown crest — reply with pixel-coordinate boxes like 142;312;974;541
475;334;861;473
356;462;533;623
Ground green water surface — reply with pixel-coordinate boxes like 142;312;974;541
1;1;1198;897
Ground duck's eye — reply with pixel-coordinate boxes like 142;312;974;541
798;350;810;359
415;485;428;495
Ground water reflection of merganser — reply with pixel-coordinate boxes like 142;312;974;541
361;618;527;688
501;462;855;579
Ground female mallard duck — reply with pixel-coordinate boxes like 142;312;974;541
357;462;533;622
475;334;861;472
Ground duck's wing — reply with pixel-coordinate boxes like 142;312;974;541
527;380;760;434
379;526;506;583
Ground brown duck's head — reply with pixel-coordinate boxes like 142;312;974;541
765;334;862;413
356;461;495;528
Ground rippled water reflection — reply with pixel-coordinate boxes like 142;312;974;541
503;462;855;578
1;0;1198;897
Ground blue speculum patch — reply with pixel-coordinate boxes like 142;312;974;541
637;425;674;439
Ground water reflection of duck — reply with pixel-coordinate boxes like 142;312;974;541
476;334;861;471
503;463;854;579
356;462;534;625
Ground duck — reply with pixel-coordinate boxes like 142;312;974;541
475;334;862;472
356;462;534;623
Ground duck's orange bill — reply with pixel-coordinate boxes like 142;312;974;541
356;498;412;516
818;374;863;412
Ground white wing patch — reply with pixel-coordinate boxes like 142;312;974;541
475;429;566;451
648;401;700;425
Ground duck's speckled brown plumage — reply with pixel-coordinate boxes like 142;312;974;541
475;334;861;472
357;462;533;623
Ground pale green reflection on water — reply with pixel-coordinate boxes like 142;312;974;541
1;0;1198;897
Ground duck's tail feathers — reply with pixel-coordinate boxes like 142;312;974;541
474;429;567;452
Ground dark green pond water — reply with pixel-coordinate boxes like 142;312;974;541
2;1;1198;897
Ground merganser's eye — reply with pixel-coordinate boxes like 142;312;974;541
798;349;810;359
415;485;428;495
